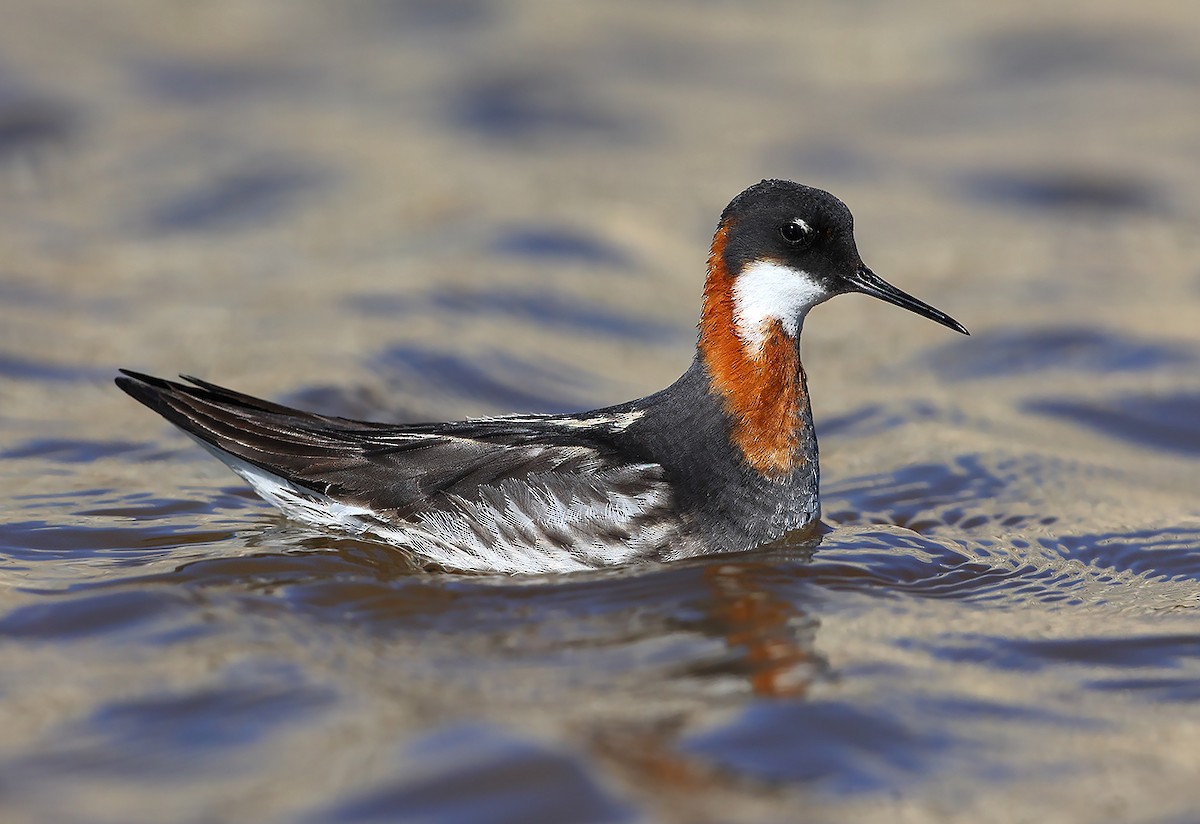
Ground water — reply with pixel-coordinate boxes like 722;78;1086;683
2;2;1199;822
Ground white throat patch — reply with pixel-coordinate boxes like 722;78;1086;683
732;260;832;352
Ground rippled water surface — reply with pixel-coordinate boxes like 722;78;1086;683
2;3;1199;822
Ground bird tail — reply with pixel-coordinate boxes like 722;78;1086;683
115;369;377;481
115;369;388;526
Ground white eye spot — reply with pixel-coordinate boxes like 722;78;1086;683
732;260;833;351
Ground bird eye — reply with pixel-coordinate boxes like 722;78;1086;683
779;220;813;246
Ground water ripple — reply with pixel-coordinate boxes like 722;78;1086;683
907;632;1200;673
924;327;1195;380
1024;392;1200;455
313;724;635;824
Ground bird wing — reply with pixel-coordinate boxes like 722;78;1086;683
116;371;680;571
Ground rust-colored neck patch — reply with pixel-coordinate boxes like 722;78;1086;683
698;222;808;477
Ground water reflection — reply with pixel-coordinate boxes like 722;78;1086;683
145;164;327;234
694;560;824;698
316;724;637;824
924;327;1196;380
959;170;1167;214
348;287;678;343
2;464;1199;815
1024;392;1200;455
0;94;74;157
448;72;637;144
373;343;611;414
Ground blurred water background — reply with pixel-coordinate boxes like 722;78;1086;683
1;2;1199;822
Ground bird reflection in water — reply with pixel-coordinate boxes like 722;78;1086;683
591;531;827;796
700;558;824;698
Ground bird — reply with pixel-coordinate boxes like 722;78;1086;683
117;179;967;574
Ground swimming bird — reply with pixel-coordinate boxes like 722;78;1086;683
117;179;967;574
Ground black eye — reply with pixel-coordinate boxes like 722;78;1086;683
779;220;813;246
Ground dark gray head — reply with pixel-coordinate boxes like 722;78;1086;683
712;180;968;343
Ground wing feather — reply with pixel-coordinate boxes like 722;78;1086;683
116;371;681;571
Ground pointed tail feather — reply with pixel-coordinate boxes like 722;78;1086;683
115;370;366;486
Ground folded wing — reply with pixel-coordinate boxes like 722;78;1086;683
116;370;681;572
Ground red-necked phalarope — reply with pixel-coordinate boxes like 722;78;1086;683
118;179;967;574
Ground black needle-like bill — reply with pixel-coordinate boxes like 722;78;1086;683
849;266;969;335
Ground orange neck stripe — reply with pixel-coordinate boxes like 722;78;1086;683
698;223;807;477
